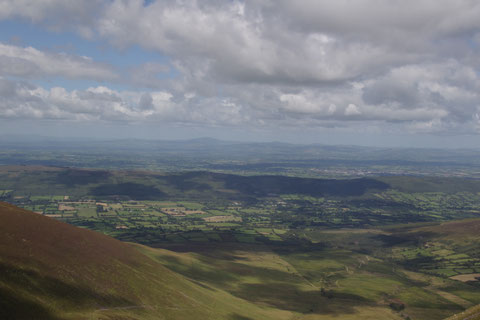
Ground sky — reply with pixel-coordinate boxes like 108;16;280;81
1;0;480;147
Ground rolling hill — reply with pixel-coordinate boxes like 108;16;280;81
0;202;288;320
2;201;480;320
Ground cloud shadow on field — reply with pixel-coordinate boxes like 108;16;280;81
233;282;371;315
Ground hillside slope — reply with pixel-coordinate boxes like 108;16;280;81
0;202;288;320
445;304;480;320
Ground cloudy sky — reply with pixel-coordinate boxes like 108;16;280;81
1;0;480;147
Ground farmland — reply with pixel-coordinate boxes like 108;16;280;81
2;167;480;246
2;165;480;319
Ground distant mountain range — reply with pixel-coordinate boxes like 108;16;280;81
1;136;480;163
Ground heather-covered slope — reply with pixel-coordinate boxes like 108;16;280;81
0;202;286;320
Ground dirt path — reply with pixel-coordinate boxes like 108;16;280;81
97;305;147;311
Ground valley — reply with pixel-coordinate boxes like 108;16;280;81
4;0;480;318
1;165;480;319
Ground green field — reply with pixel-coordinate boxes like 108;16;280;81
2;166;480;319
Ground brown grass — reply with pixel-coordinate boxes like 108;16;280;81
450;274;480;282
58;204;75;211
203;215;242;222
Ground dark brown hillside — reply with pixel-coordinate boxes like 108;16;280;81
415;218;480;240
0;202;281;320
0;201;158;319
0;202;146;270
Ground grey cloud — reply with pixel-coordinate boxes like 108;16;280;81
138;93;154;110
76;90;122;102
361;61;480;124
363;78;420;107
1;0;480;135
129;62;172;89
0;55;40;77
97;0;412;85
94;0;480;85
0;76;477;135
0;0;105;36
0;78;18;96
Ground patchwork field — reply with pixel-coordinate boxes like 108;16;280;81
1;166;480;319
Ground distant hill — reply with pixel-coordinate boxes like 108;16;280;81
0;202;285;320
1;137;480;176
0;166;390;201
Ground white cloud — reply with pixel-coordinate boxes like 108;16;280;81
95;0;411;85
0;43;118;81
1;0;480;135
345;104;361;116
0;78;252;126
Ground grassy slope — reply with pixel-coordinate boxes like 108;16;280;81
140;226;480;320
138;243;408;320
446;304;480;320
0;202;287;320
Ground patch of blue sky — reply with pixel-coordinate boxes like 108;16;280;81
144;0;156;6
0;19;179;90
31;72;178;92
32;78;126;92
0;19;169;66
0;20;170;62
